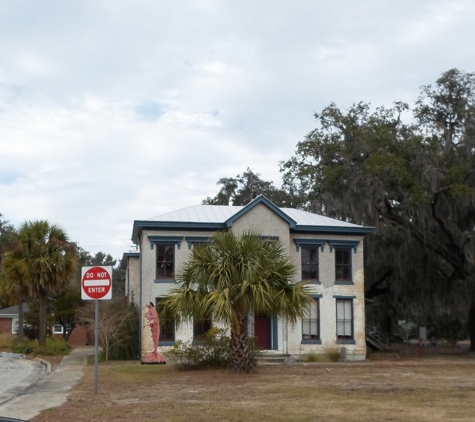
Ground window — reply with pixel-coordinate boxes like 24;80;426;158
11;318;19;334
335;248;352;281
193;316;212;341
156;299;175;343
302;298;320;342
156;245;174;278
301;247;319;281
336;299;353;340
53;323;71;335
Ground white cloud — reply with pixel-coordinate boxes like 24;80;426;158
0;0;474;258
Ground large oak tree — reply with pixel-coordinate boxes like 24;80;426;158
281;69;475;348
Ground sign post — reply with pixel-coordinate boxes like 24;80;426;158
81;266;112;394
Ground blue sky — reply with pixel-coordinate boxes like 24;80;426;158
0;0;474;259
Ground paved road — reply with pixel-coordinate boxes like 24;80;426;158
0;353;45;404
0;347;94;421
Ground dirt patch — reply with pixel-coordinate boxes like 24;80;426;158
30;345;475;422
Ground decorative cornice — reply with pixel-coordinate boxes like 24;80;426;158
328;239;360;253
293;238;326;252
148;235;184;250
185;236;212;249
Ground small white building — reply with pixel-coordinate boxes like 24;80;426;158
122;195;374;361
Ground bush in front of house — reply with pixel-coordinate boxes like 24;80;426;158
166;327;255;370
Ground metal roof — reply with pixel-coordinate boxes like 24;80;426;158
148;205;243;223
131;195;374;243
147;204;364;229
280;208;364;228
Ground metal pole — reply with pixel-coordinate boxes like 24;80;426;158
94;299;99;394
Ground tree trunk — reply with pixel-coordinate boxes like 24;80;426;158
230;310;254;372
38;293;48;347
17;299;24;343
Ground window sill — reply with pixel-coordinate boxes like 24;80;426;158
158;341;175;346
336;339;356;345
155;278;176;283
301;339;322;345
334;281;354;285
302;279;321;284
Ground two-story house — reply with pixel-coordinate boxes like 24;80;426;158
122;195;374;361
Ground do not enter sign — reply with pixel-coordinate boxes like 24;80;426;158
81;266;113;300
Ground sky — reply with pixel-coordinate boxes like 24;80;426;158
1;0;474;260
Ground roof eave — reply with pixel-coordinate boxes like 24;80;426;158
132;220;225;244
291;225;375;235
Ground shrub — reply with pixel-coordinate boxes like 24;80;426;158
41;337;72;355
11;337;71;356
302;350;323;362
77;300;139;361
166;327;232;370
106;303;139;360
325;347;341;362
11;340;37;354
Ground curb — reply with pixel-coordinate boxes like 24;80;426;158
34;358;51;374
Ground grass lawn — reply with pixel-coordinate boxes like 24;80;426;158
30;347;475;422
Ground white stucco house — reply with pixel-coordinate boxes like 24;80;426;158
122;195;374;361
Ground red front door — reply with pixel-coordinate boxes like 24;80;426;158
254;314;271;350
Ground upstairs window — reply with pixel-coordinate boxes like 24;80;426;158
301;247;319;281
156;245;174;278
335;248;352;281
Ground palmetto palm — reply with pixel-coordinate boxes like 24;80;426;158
2;221;79;346
0;252;31;342
159;230;312;372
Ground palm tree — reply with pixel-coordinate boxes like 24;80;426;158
159;230;312;372
2;221;79;346
0;264;30;342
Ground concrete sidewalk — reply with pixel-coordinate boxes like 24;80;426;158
0;346;95;421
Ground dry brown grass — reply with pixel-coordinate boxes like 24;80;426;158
31;346;475;422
